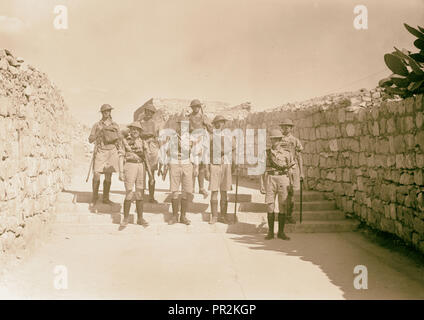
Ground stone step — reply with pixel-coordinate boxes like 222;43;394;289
238;200;336;213
69;190;325;205
52;219;359;235
56;198;336;215
54;209;346;224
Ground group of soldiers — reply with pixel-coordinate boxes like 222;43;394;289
88;99;304;240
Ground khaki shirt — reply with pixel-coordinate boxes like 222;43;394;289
89;119;123;153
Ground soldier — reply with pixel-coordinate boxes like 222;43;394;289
208;115;233;224
88;104;122;205
263;128;296;240
119;122;149;227
167;115;198;225
137;102;160;203
278;119;304;224
188;99;213;199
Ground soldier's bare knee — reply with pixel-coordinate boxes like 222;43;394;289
125;191;134;201
221;191;227;201
135;189;144;200
267;203;275;213
211;191;218;201
172;192;179;200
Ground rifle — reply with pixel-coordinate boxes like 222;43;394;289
86;144;97;183
233;165;239;224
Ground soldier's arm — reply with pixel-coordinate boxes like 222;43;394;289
88;123;99;144
295;139;304;179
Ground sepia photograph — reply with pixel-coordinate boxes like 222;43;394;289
0;0;424;307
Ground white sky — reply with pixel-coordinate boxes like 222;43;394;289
0;0;423;125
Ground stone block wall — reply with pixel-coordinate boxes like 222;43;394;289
0;49;73;255
236;89;424;254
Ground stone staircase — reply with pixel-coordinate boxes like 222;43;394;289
52;177;359;235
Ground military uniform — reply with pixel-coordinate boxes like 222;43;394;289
263;128;295;240
188;99;213;198
279;119;304;224
167;116;198;225
88;104;123;205
120;122;148;227
208;115;233;224
137;103;160;203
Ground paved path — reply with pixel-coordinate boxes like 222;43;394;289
1;162;424;299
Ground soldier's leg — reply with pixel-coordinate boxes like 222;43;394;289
169;164;182;225
180;164;193;225
264;176;276;240
148;169;158;203
210;191;219;224
286;184;295;224
121;163;136;227
198;164;208;198
277;193;290;240
265;198;276;240
135;164;148;226
180;191;191;225
91;172;101;204
219;191;228;223
103;172;113;204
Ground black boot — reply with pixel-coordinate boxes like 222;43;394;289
265;212;275;240
169;199;179;225
219;199;229;223
102;180;113;205
91;179;100;205
209;200;218;224
277;213;290;240
180;198;191;225
136;200;148;226
148;180;158;204
198;169;208;199
121;200;131;227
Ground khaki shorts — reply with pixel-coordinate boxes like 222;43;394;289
124;162;145;191
94;147;120;173
265;174;291;204
209;164;232;192
170;163;193;193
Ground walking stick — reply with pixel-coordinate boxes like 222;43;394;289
300;178;303;224
234;165;239;223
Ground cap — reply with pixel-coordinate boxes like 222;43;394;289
212;115;227;123
127;122;143;130
279;119;294;127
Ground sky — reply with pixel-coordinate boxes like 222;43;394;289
0;0;423;125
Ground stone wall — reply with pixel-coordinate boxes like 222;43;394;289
0;49;73;255
237;88;424;254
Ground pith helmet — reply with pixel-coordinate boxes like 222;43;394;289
127;122;143;130
100;104;113;112
144;103;157;113
212;115;226;123
189;99;202;108
279;119;294;127
269;128;283;138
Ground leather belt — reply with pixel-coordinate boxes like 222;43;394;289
126;159;143;164
267;169;289;176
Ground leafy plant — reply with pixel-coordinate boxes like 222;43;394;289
379;23;424;98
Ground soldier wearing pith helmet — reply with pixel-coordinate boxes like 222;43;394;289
262;127;296;240
188;99;213;199
137;102;160;203
208;115;233;224
278;119;304;224
88;104;123;206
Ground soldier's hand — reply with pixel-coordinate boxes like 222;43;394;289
193;165;199;177
119;171;125;181
260;188;266;195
